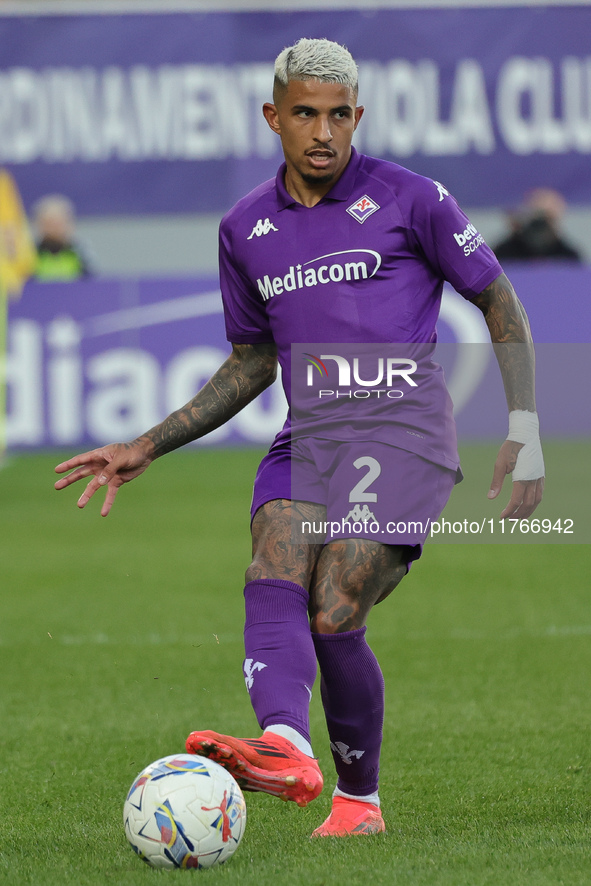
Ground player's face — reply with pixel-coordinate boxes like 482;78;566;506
263;79;364;204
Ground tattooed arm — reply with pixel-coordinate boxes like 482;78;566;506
134;342;277;457
471;273;544;518
54;342;278;516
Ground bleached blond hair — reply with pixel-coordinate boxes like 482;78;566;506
273;38;358;99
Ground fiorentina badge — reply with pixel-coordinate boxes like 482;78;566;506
346;194;380;224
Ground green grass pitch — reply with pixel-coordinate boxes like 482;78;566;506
0;443;589;886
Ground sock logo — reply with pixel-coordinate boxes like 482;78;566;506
243;658;267;690
330;741;365;765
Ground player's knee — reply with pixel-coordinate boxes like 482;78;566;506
244;555;275;584
310;607;361;635
244;551;317;591
374;563;407;604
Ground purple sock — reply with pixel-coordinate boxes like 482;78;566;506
243;579;317;744
312;627;384;796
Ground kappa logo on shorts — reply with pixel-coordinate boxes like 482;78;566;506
345;503;377;523
346;195;380;224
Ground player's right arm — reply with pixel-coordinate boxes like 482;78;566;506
54;341;278;516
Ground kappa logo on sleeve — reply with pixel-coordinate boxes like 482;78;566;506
433;181;450;202
248;218;279;239
346;195;380;224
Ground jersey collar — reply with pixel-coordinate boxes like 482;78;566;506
275;147;362;211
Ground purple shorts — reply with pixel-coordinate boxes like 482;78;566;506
251;437;457;562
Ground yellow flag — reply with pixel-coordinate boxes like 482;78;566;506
0;169;37;299
0;170;37;458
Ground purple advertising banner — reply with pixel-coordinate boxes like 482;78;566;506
6;276;286;448
1;7;591;213
5;264;590;450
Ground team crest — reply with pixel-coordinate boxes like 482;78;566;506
330;741;365;765
346;195;380;224
243;658;267;690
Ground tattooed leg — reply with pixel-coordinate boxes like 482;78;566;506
246;499;325;589
310;540;408;798
309;539;408;634
241;500;325;746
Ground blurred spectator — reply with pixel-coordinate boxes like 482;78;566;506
493;188;582;262
32;194;95;281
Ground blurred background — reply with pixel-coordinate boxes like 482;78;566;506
2;0;590;451
2;13;590;886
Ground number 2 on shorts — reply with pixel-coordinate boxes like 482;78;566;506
349;456;381;503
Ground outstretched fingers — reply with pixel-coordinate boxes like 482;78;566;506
54;447;119;513
99;479;121;517
54;442;153;516
54;462;100;490
75;475;105;510
54;449;109;485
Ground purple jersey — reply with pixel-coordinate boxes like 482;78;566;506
219;148;502;470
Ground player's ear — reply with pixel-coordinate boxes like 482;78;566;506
353;105;365;130
263;103;281;135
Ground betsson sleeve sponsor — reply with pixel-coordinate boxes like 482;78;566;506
218;220;275;345
408;177;503;300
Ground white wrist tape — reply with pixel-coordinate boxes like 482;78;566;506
506;410;545;481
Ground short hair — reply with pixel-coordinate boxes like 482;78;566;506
32;194;75;222
273;38;358;99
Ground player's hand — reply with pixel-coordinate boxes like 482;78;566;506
54;441;154;517
487;439;544;519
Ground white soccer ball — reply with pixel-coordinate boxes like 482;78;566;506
123;754;247;869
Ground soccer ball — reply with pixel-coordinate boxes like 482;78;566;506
123;754;247;869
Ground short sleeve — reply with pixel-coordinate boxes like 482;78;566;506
219;219;274;344
407;178;503;299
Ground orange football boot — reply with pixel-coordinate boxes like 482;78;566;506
186;729;323;807
310;796;386;837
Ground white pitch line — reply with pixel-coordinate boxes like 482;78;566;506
3;627;589;647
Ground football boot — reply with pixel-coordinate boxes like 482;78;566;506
186;729;323;807
310;796;385;837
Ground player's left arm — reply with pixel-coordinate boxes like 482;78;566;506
471;272;545;519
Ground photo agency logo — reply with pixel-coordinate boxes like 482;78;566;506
302;351;418;401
